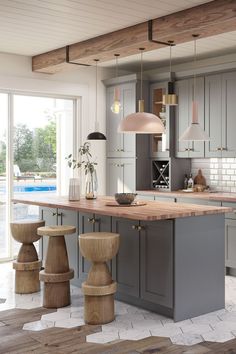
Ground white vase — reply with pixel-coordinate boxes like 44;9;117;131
68;178;80;201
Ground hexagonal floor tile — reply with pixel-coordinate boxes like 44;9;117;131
170;333;203;346
55;318;85;328
86;331;119;344
23;320;54;331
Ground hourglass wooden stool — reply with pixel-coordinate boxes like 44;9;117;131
10;219;45;294
79;232;120;325
37;225;75;308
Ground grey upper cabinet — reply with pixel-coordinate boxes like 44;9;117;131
106;158;136;196
150;81;175;158
106;82;136;158
175;77;205;158
112;217;140;298
140;220;173;308
205;71;236;157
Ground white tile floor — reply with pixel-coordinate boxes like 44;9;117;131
1;262;236;346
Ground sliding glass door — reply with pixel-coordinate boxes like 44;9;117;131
1;93;77;261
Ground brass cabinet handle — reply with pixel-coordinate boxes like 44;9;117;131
116;149;120;152
88;217;100;224
52;212;62;216
120;149;124;152
185;148;194;152
115;164;120;167
132;225;145;231
120;164;124;167
216;147;227;151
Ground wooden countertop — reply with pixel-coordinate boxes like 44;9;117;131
137;190;236;203
12;195;231;221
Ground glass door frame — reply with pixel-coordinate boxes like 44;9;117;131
1;90;81;262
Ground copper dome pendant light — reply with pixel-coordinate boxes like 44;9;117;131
118;48;165;134
179;35;209;141
162;41;178;106
87;59;106;140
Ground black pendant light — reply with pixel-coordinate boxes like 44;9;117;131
87;59;106;140
162;41;178;106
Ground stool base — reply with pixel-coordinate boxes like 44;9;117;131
43;281;71;308
84;294;115;325
15;269;40;294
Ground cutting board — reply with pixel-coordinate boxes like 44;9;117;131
194;169;206;186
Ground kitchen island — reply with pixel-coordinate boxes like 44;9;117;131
12;195;230;321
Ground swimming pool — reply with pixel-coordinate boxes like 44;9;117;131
0;185;57;193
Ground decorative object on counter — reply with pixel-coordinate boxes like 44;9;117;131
162;41;178;106
79;231;120;324
68;177;80;201
87;59;106;140
194;169;206;186
187;173;194;189
66;142;98;200
114;192;137;205
179;35;209;142
183;174;188;190
193;184;207;192
111;54;121;114
118;48;165;134
10;219;45;294
38;225;75;308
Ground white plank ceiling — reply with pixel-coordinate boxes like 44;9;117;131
0;0;235;68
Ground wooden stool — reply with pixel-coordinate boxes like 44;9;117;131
37;225;75;308
10;219;45;294
79;232;120;325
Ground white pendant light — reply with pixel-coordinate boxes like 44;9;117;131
111;54;121;114
118;48;165;134
87;59;106;140
163;41;178;106
179;35;209;141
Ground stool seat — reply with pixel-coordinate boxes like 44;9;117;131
37;225;76;237
79;231;120;325
79;232;119;262
10;219;45;294
11;219;45;244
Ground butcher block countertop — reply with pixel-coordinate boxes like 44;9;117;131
12;195;231;221
137;190;236;203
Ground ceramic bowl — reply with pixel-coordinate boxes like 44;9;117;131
115;193;137;205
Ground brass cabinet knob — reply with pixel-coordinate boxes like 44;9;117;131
185;148;194;152
88;217;100;224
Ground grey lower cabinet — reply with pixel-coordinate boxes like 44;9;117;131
107;158;136;195
78;212;112;283
39;207;79;286
222;202;236;272
140;220;173;308
176;197;221;206
112;217;173;311
112;218;140;298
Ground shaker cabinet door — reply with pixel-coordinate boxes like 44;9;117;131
107;158;136;195
175;77;205;158
140;220;173;308
106;82;136;158
112;217;140;298
225;219;236;269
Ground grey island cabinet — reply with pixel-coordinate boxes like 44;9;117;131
12;195;230;322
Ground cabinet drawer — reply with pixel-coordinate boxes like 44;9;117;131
154;196;176;203
176;197;221;206
222;202;236;220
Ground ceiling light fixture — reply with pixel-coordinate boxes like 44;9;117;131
162;41;178;106
87;59;106;140
111;54;121;114
179;35;209;141
118;48;165;134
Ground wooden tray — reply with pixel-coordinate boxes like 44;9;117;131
105;201;146;207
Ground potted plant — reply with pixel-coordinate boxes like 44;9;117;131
66;142;98;200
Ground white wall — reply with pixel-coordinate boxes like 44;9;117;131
0;52;121;195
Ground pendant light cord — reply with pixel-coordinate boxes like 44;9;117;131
169;44;172;80
140;48;144;101
193;35;198;102
94;59;99;128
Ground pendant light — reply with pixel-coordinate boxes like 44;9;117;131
179;35;209;141
87;59;106;140
111;54;121;114
118;48;165;134
163;41;178;106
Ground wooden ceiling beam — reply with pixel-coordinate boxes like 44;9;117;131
32;0;236;74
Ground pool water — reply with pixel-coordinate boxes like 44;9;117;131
0;185;56;193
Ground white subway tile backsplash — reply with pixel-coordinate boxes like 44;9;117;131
192;158;236;193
